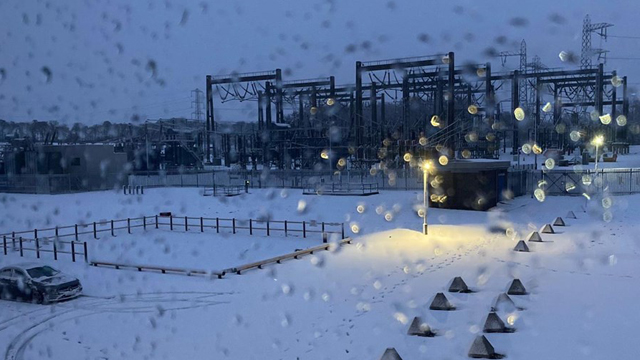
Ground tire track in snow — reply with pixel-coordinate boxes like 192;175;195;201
2;291;234;360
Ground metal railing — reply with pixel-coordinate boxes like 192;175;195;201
303;182;379;195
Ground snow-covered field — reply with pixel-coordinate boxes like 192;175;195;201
1;187;639;359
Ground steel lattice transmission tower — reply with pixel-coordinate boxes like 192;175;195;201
500;39;528;109
581;15;613;69
191;88;205;121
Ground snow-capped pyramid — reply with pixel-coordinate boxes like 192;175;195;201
380;348;403;360
407;316;436;337
429;292;455;311
553;217;565;226
507;279;527;295
483;312;514;333
513;240;530;252
540;224;555;234
527;231;542;242
491;293;520;312
449;276;471;293
566;210;577;219
468;335;503;358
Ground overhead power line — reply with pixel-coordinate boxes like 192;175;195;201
608;35;640;39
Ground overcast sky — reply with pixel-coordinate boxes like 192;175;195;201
0;0;638;125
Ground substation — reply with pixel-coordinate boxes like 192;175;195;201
202;16;630;172
202;50;629;171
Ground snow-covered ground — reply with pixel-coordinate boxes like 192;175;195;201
1;187;639;359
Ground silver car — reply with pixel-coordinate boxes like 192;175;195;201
0;263;83;304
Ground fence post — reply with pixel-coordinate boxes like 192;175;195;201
71;242;76;262
631;169;633;193
53;241;57;260
155;215;159;229
170;216;173;231
111;220;115;236
93;222;97;239
216;218;220;233
303;221;306;238
249;219;253;235
200;217;204;232
34;229;38;240
232;218;236;234
284;220;287;237
267;221;270;236
19;237;23;257
143;216;147;230
321;222;325;234
12;231;15;247
36;238;40;258
83;242;88;263
323;232;328;243
54;227;58;238
127;218;131;234
2;235;6;255
75;224;79;241
341;223;345;239
185;216;188;232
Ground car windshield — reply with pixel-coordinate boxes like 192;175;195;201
26;266;59;279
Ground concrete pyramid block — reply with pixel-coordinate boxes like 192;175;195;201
407;316;436;337
449;276;471;293
430;292;455;311
507;279;527;295
491;293;522;312
468;335;504;359
483;312;515;333
526;231;542;242
380;348;403;360
513;240;530;252
553;217;565;226
540;224;555;234
566;210;577;219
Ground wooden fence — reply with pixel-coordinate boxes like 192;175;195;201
2;235;88;263
89;237;353;278
0;215;345;264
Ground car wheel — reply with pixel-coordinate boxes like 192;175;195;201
34;291;49;305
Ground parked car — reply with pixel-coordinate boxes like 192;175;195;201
0;263;82;304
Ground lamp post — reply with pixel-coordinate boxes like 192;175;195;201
422;162;430;235
592;135;604;171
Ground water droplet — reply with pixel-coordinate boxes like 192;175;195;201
599;114;612;125
430;115;441;127
514;107;525;121
438;155;449;166
534;188;546;202
544;158;556;169
616;115;627;126
41;66;52;83
297;199;307;213
467;104;478;115
373;280;382;290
